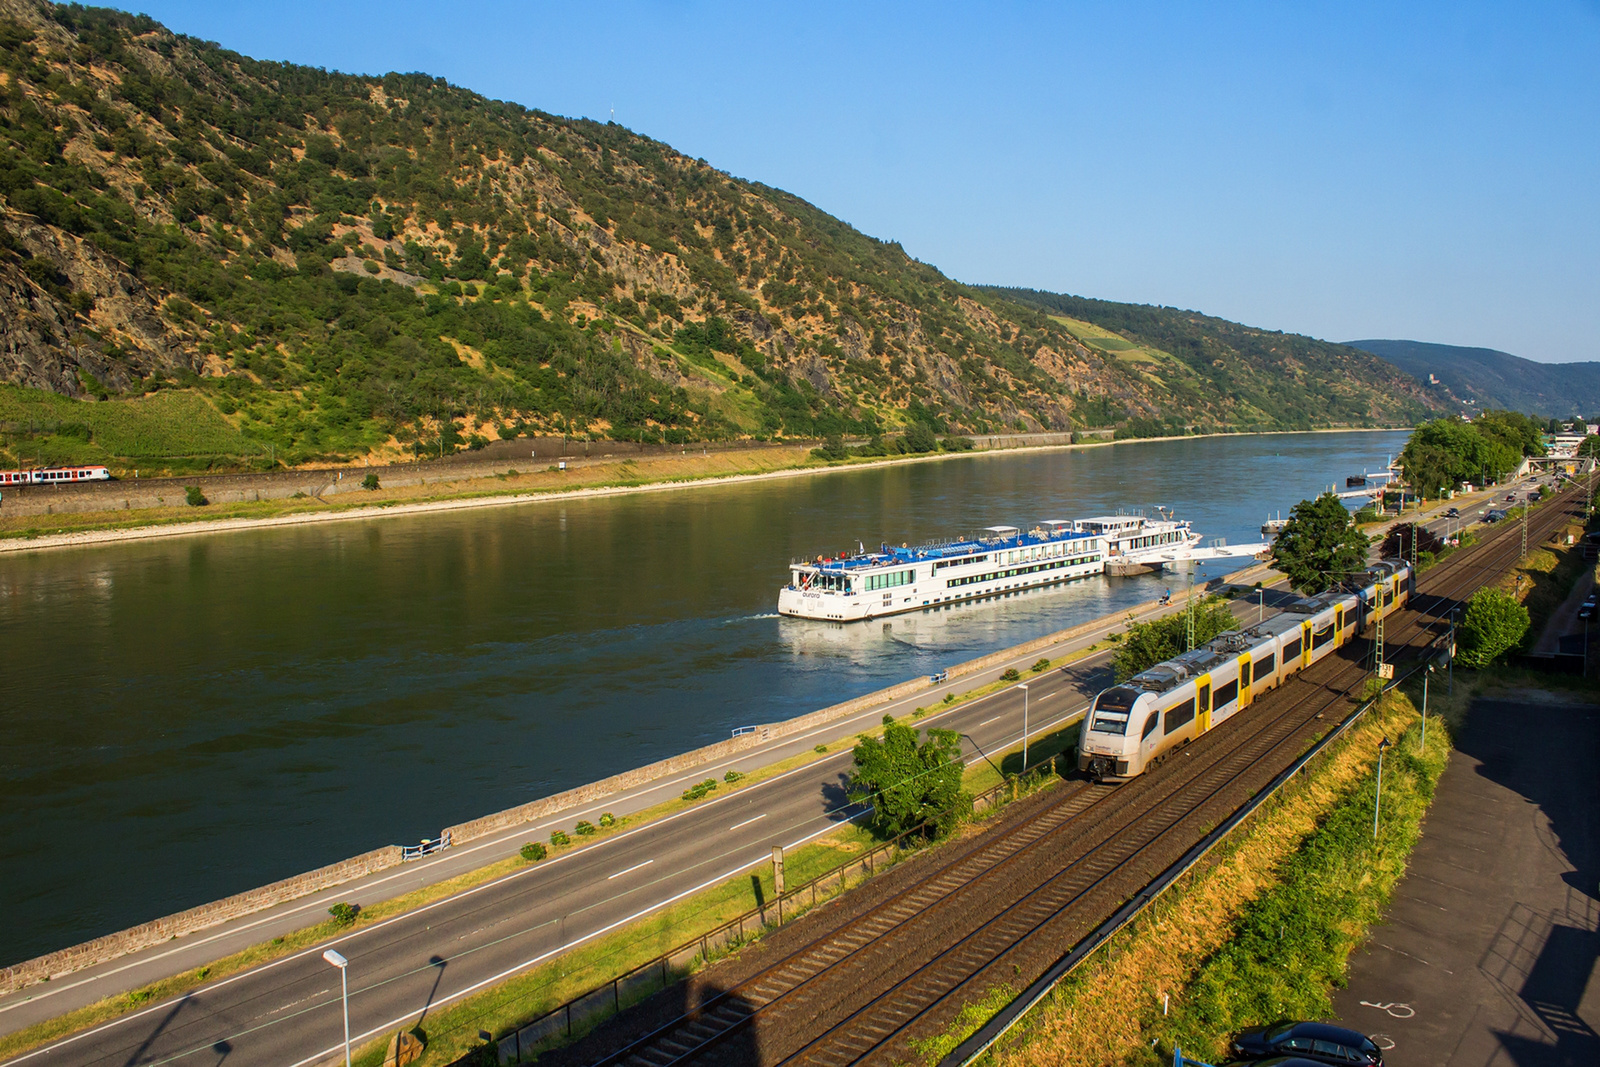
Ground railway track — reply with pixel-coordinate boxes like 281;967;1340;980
581;487;1586;1067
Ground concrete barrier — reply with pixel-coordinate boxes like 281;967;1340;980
1;844;402;995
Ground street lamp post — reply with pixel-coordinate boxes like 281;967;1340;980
323;949;351;1067
1373;737;1391;840
1420;665;1433;754
1258;586;1265;624
1019;682;1029;772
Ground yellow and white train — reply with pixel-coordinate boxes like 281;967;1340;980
1077;559;1413;780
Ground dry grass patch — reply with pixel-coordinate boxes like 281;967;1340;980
983;693;1424;1067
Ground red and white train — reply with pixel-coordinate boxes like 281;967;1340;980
0;465;113;486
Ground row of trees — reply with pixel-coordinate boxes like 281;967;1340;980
1399;411;1546;499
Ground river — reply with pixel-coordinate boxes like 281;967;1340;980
0;429;1406;963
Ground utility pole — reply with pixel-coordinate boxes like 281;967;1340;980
1373;737;1391;839
1185;573;1196;651
1521;498;1528;559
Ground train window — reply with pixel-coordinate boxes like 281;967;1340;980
1254;653;1275;677
1283;638;1302;660
1198;683;1210;711
1214;680;1238;707
1312;626;1335;650
1164;699;1196;734
1090;687;1137;735
1141;713;1159;740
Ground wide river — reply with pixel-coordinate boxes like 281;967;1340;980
0;429;1407;963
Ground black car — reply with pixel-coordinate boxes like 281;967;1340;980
1445;506;1460;518
1231;1021;1383;1067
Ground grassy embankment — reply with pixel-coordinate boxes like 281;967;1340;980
918;688;1446;1067
0;647;1103;1066
0;384;271;473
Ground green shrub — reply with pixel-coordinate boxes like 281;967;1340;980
598;811;616;827
184;485;208;506
814;743;828;753
362;472;379;490
574;820;596;836
1000;668;1021;682
327;902;360;926
1031;658;1051;672
549;829;570;847
722;771;742;784
680;778;719;801
519;842;547;863
943;693;954;703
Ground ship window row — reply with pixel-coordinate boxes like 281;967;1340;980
934;553;988;572
1126;532;1179;549
943;556;1098;588
864;568;916;591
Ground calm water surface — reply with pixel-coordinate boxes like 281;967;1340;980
0;430;1405;961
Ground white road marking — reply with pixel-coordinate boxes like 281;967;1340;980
606;860;654;881
728;813;767;831
978;716;1001;726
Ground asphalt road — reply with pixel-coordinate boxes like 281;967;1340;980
3;579;1300;1067
5;477;1555;1067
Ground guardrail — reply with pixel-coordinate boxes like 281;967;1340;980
938;636;1450;1066
486;758;1066;1065
401;831;451;861
729;725;757;738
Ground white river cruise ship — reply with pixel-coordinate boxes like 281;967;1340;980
777;511;1202;622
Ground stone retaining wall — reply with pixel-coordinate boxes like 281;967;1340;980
0;845;402;994
1;583;1195;994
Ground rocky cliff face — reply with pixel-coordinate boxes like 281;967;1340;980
0;211;191;394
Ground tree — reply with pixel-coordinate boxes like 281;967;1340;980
1270;492;1371;594
849;716;970;839
1578;434;1600;459
899;422;939;454
1455;587;1529;667
1114;596;1240;680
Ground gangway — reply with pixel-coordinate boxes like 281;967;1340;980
1105;536;1271;575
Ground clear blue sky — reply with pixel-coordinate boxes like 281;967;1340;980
130;1;1599;362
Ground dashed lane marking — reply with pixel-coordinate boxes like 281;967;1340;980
607;860;654;881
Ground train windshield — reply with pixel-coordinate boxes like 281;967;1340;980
1089;687;1138;735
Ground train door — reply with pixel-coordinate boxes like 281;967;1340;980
1237;654;1253;708
1335;606;1345;647
1301;621;1314;668
1136;707;1161;771
1196;677;1213;733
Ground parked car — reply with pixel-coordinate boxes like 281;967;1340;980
1231;1021;1384;1067
1486;509;1507;523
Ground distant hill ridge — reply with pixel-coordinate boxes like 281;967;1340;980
1345;339;1600;419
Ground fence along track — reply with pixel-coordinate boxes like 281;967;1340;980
774;648;1376;1065
781;493;1584;1064
594;555;1442;1067
587;488;1583;1067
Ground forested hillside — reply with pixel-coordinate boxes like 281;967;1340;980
0;1;1440;471
1347;339;1600;419
983;288;1442;435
